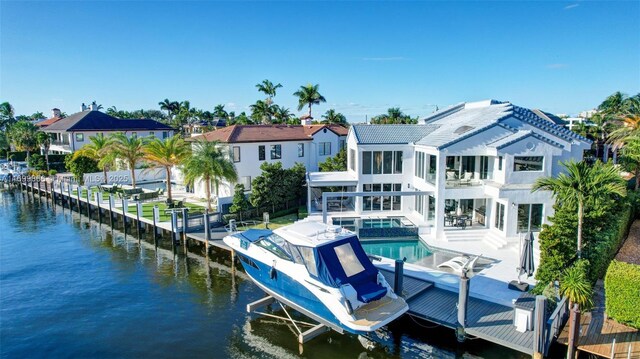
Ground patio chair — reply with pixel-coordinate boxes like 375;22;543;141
438;254;482;274
459;172;473;185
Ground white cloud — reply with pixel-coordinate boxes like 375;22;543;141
564;3;579;10
546;63;569;69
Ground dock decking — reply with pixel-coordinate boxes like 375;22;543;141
380;268;534;355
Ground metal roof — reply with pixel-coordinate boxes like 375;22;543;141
351;124;440;144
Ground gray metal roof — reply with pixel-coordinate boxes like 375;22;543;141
351;124;440;144
352;100;589;149
416;101;512;148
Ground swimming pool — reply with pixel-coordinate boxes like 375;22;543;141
361;239;432;264
332;217;418;238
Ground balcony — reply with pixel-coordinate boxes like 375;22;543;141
445;171;493;188
52;140;70;146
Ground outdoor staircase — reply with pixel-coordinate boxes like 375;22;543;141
482;230;509;249
443;228;486;242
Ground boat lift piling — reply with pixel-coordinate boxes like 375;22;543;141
246;295;330;345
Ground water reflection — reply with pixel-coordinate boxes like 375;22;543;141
0;188;530;358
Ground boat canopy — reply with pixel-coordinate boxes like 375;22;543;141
314;236;387;303
239;229;273;242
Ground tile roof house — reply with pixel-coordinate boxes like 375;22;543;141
307;99;591;248
35;108;64;128
43;103;175;154
186;124;349;209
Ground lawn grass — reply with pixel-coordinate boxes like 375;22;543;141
247;206;308;230
127;201;205;222
70;187;110;201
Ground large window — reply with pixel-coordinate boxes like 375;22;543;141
428;155;437;184
349;149;355;170
319;142;331;156
495;202;505;231
362;152;372;174
498;156;503;170
479;156;489;179
415;152;425;179
362;183;402;211
75;133;84;142
339;139;346;150
298;143;304;157
514;156;543;171
270;144;281;159
232;146;241;162
517;204;543;232
362;151;402;175
258;145;265;161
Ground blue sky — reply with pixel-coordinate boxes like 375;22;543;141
1;1;638;122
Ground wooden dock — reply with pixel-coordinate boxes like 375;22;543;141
380;269;535;355
12;178;567;357
556;280;639;358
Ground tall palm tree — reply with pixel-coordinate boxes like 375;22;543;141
110;133;148;187
560;263;593;359
322;109;347;124
144;136;191;201
0;102;16;129
213;104;228;120
8;120;38;161
73;133;116;184
158;99;180;118
182;139;237;211
256;80;282;105
293;84;326;118
532;160;626;259
250;100;273;125
272;105;294;124
36;131;52;171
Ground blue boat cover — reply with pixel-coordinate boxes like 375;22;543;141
315;236;387;303
239;229;273;243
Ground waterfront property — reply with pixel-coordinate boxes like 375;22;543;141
188;123;348;207
41;103;175;154
307;99;591;250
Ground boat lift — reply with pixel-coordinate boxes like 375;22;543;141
246;295;330;344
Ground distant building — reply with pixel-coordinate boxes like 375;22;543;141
187;123;348;207
43;103;175;154
36;108;64;128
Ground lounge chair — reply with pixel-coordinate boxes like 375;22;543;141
459;172;473;185
438;255;481;273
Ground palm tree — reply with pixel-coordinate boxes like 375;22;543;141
36;131;52;171
293;84;326;118
322;109;347;124
272;105;294;124
560;263;593;359
110;133;148;187
250;100;273;125
182;139;237;211
532;160;626;259
8;121;38;161
158;99;180;119
256;80;282;105
144;136;191;201
73;133;116;184
213;104;228;120
0;102;16;129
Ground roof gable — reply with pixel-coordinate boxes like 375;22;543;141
43;110;174;132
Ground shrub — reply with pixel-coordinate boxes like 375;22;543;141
48;169;57;176
28;153;46;170
8;151;27;161
605;260;640;329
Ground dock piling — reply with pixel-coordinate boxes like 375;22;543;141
152;205;159;248
533;295;547;359
394;259;405;296
108;194;114;227
204;209;210;254
457;270;470;342
136;201;142;240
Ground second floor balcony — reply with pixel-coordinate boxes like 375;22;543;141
445;170;493;187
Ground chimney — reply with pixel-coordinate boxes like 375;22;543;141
90;101;98;111
300;114;313;126
52;108;61;118
81;103;87;111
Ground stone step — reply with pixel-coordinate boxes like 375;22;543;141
483;231;508;249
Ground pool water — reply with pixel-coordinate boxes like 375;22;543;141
361;218;402;228
361;239;432;263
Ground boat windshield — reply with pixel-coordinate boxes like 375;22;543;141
254;234;292;261
333;242;365;277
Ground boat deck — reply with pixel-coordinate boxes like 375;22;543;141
351;295;408;327
379;268;534;355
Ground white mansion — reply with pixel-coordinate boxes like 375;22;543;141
307;100;591;246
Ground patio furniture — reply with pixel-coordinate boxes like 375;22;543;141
459;172;473;185
438;254;481;274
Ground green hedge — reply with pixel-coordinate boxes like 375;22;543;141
586;204;634;282
605;260;640;329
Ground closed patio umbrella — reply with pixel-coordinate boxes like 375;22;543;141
518;231;535;282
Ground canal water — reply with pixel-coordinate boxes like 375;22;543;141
0;189;531;358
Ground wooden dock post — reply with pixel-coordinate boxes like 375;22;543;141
394;259;404;296
567;303;581;359
203;209;210;254
181;208;188;254
108;194;114;227
86;189;92;218
457;270;470;342
37;179;42;198
121;198;128;236
67;183;72;210
135;201;142;240
152;205;159;248
533;295;547;359
77;185;82;215
170;211;178;254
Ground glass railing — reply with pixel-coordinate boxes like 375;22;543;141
445;172;494;188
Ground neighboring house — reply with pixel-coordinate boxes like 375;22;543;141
187;123;348;207
36;108;64;128
307;99;591;246
564;117;595;131
43;103;175;154
183;119;226;137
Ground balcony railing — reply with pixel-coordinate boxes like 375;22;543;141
52;140;70;146
445;171;493;188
